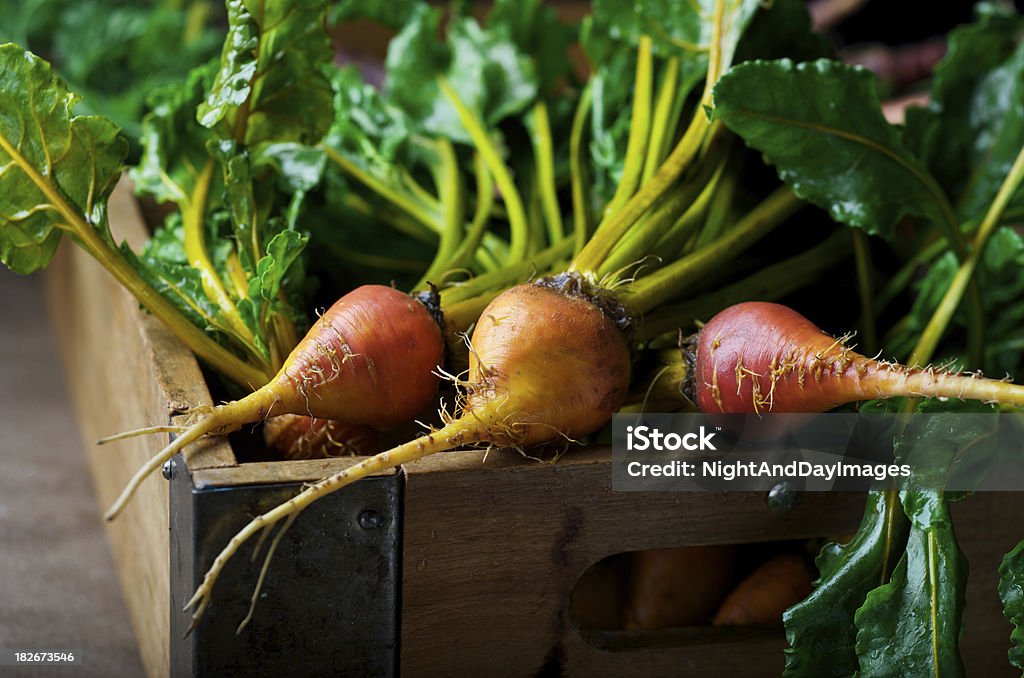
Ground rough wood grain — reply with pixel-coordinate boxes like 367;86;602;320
192;457;398;488
399;449;857;677
44;178;233;678
401;449;1024;676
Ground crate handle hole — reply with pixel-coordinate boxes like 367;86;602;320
570;538;826;650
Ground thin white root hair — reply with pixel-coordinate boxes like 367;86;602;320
640;364;676;413
460;330;489;373
436;397;454;427
236;512;299;635
433;364;471;389
598;256;662;291
815;331;855;361
106;418;220;522
250;523;275;564
96;425;190;445
183;404;214;418
184;421;481;633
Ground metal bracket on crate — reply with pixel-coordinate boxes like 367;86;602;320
169;455;402;677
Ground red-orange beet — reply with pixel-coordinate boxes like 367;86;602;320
695;302;1024;413
182;276;634;627
263;414;382;461
106;284;443;520
271;285;443;425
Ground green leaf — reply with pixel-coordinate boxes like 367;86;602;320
854;404;1000;677
141;213;189;264
442;12;538;128
252;229;307;301
320;65;446;236
254;142;327;230
329;0;418;28
198;0;334;147
0;44;127;274
585;47;638;211
895;400;1001;499
129;223;225;334
255;143;327;195
854;497;967;678
235;295;270;360
734;0;833;63
903;7;1024;220
0;0;63;48
210;140;259;270
782;491;909;677
0;1;224;143
381;4;448;126
206;142;290;292
325;66;418;183
713;59;954;238
583;0;761;84
887;227;1024;376
487;0;575;94
210;141;310;330
384;5;538;144
999;539;1024;670
130;61;218;204
210;138;317;261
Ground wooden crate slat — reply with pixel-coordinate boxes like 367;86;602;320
45;178;233;677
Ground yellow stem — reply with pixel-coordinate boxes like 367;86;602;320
322;145;442;234
0;135;270;388
908;143;1024;369
183;160;263;360
570;0;727;274
603;36;654;220
439;77;531;263
642;56;680;184
532;101;565;245
225;251;250;298
569;83;594;255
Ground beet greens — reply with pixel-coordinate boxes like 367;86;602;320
3;0;1024;672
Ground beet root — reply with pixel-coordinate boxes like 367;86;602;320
694;302;1024;413
263;414;382;461
105;284;443;521
182;276;634;629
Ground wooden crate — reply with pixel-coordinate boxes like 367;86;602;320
46;180;1024;676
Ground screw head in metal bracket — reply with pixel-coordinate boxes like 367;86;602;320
162;459;176;480
767;481;799;513
358;509;383;530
